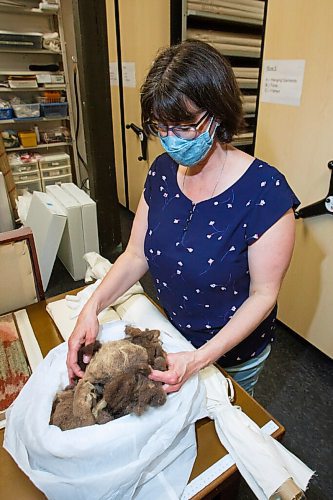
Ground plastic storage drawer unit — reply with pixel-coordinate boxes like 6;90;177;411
42;173;72;190
40;102;68;118
39;153;71;170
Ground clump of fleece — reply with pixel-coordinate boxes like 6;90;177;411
50;326;167;431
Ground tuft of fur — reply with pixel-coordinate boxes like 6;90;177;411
50;326;167;431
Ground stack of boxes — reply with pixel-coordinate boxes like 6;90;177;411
26;183;99;289
9;152;72;195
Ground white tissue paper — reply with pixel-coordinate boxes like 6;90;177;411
4;321;207;500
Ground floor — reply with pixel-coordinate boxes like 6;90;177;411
46;205;333;500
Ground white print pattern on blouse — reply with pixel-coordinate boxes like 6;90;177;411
206;222;229;241
147;248;162;266
146;218;161;239
276;180;280;186
212;189;235;207
256;199;266;206
261;181;267;187
160;174;181;211
208;272;232;291
220;245;236;263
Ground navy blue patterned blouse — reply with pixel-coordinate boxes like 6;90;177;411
143;153;300;367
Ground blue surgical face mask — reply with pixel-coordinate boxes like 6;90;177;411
159;117;217;167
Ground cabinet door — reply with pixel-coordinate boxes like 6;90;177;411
255;0;333;358
106;0;169;212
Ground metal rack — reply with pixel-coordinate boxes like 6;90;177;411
0;0;79;189
170;0;267;155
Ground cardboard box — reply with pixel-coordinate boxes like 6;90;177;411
46;184;86;281
25;192;66;290
61;183;99;255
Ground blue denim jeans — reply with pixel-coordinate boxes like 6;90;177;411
223;344;271;396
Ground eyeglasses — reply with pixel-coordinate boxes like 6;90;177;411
146;111;210;140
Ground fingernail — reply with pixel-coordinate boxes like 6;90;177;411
83;355;90;364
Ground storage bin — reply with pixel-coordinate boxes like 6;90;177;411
12;103;40;119
42;173;72;190
40;102;68;118
18;131;37;148
15;178;42;195
40;126;71;144
0;31;43;50
0;108;13;120
39;153;70;170
41;166;71;178
10;160;38;174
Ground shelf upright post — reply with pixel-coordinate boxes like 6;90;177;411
57;0;80;184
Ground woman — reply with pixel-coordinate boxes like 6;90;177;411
67;40;299;395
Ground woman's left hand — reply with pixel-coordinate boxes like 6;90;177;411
149;351;202;393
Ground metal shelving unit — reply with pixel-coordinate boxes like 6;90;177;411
0;116;69;124
0;0;79;191
171;0;267;154
6;140;71;152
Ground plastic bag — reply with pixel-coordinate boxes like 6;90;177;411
4;320;207;500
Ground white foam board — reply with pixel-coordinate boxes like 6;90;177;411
61;183;99;254
25;191;66;290
46;184;86;281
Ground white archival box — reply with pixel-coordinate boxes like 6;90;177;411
46;184;86;281
61;183;99;254
25;191;67;290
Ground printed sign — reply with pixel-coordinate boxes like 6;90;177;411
261;60;306;106
109;62;136;88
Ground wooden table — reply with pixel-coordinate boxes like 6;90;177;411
0;293;285;500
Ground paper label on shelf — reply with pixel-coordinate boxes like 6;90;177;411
181;419;279;499
261;59;306;106
109;62;136;88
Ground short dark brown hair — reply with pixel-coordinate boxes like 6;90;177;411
141;40;244;143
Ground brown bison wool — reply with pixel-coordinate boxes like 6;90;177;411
50;326;167;431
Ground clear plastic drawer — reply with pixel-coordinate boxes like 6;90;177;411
42;173;72;190
41;166;71;178
15;177;42;195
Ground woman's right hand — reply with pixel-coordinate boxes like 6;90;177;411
66;307;99;384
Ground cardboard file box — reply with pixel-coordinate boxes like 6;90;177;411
46;184;86;281
61;183;99;254
25;192;66;290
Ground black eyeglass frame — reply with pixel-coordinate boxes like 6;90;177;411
145;111;210;140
